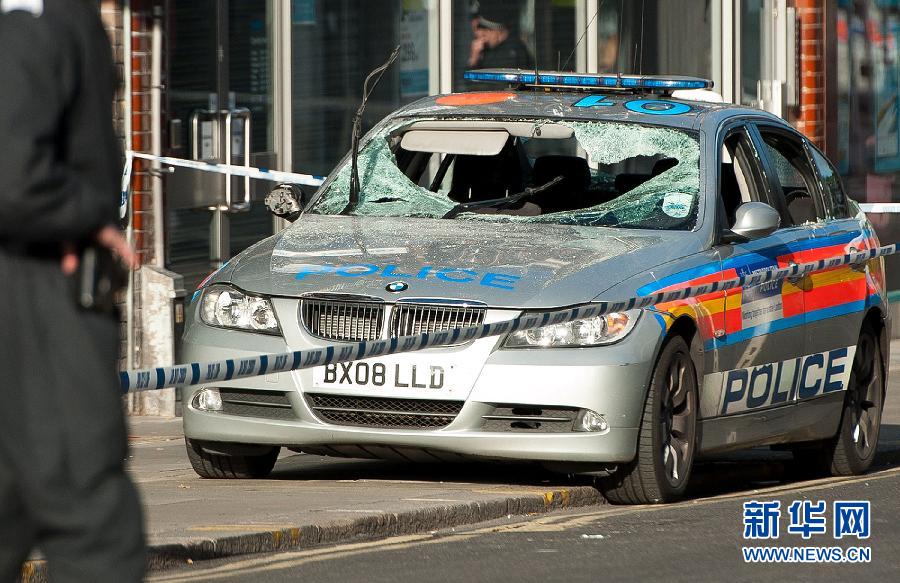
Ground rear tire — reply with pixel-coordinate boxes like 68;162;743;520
185;437;280;479
791;324;885;476
599;335;698;504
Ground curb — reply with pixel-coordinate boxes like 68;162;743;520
20;485;604;582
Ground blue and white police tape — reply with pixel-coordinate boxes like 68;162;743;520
118;151;326;219
119;152;133;220
119;244;896;393
860;203;900;214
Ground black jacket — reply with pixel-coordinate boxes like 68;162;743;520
0;0;120;244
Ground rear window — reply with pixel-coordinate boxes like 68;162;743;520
309;118;701;231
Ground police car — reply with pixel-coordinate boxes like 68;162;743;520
181;70;890;504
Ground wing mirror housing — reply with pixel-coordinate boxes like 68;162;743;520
722;201;781;243
265;183;308;222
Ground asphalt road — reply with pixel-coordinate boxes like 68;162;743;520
147;466;900;582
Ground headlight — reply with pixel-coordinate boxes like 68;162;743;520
503;310;640;348
199;285;281;335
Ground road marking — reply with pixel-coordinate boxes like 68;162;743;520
471;465;900;534
402;498;465;502
147;532;479;582
186;524;296;533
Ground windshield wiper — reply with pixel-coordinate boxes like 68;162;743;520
442;176;564;219
346;45;401;212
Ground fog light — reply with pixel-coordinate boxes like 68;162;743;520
194;388;223;412
576;410;608;432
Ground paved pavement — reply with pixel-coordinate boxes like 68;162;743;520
19;341;900;581
127;423;600;566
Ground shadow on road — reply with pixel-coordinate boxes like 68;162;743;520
270;454;593;487
268;424;900;501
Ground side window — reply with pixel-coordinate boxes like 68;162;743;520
809;147;851;219
757;130;826;226
720;127;768;229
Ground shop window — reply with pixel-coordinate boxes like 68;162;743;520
291;0;437;177
453;0;575;89
594;1;711;78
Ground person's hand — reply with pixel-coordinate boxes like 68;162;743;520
469;36;487;67
61;225;139;275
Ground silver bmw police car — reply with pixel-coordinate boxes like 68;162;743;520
182;70;890;504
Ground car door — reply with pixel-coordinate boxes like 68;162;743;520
803;141;872;349
752;126;860;426
705;122;811;430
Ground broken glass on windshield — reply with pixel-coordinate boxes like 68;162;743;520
308;118;701;230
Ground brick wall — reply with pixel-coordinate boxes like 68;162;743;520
100;0;161;371
794;0;827;149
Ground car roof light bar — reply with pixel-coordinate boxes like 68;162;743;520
463;69;713;92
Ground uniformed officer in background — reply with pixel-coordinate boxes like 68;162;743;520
0;0;146;581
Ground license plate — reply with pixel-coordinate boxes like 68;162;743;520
313;361;451;390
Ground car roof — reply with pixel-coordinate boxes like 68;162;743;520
392;90;788;134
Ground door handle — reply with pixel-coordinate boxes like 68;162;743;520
786;261;807;285
224;109;252;212
848;246;868;272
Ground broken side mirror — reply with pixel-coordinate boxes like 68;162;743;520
722;201;781;243
265;183;307;222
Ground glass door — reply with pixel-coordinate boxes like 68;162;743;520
165;0;277;290
738;0;797;116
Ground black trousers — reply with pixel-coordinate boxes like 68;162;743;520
0;249;145;582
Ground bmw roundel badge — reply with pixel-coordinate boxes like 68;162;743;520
386;281;408;293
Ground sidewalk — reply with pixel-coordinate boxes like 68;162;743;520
125;420;601;571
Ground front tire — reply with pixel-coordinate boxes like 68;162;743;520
185;438;280;479
599;335;698;504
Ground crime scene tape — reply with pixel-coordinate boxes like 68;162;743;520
119;244;896;393
118;151;326;219
860;203;900;214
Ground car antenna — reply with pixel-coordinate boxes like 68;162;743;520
560;0;604;72
616;0;624;82
533;8;540;88
348;45;401;211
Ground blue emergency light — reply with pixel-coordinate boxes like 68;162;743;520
463;69;713;92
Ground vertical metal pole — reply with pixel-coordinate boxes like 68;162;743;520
124;0;135;373
712;0;723;96
272;0;292;232
729;0;740;105
151;4;165;268
586;0;599;74
439;0;452;94
211;0;230;266
575;0;585;72
428;0;440;95
210;208;229;266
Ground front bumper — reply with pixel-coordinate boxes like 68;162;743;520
181;306;663;464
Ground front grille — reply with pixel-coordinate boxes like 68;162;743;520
306;394;463;429
300;296;384;342
219;388;295;420
300;296;485;344
391;303;485;338
481;405;579;432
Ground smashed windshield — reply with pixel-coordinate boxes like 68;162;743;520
308;118;701;230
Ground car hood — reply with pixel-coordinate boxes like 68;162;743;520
224;215;703;308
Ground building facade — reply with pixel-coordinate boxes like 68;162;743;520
98;0;899;378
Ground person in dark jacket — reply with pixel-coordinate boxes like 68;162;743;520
0;1;145;581
467;0;534;70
